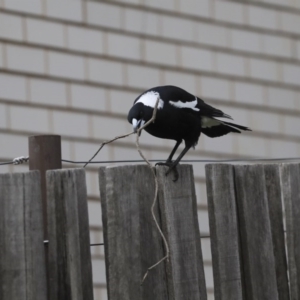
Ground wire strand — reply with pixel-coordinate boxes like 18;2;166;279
61;157;300;164
1;157;300;167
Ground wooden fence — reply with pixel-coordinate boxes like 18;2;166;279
0;168;93;300
0;135;299;300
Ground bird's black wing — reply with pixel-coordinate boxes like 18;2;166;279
195;97;232;119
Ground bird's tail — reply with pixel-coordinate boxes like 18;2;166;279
201;119;251;138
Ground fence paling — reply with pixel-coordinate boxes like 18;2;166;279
206;163;290;300
47;168;94;300
235;165;281;300
99;164;207;300
99;165;168;300
280;163;300;300
264;165;290;300
205;164;244;300
0;171;47;300
157;165;207;300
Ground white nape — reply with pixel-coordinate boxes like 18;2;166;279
135;91;164;109
169;99;200;111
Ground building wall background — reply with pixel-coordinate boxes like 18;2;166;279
0;0;299;299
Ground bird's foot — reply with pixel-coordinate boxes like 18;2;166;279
155;161;179;182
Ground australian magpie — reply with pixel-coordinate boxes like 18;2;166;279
127;85;251;181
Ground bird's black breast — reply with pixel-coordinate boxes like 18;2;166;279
144;103;202;143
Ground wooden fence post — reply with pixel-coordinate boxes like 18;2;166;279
280;163;300;300
46;168;93;300
99;164;207;300
156;165;207;300
205;164;244;300
0;171;47;300
234;165;284;300
29;135;62;240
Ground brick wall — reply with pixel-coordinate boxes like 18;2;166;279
0;0;299;299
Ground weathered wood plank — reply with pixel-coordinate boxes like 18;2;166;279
99;165;168;300
205;164;244;300
280;163;300;300
234;164;279;300
47;168;93;300
156;165;207;300
0;171;47;300
264;164;289;300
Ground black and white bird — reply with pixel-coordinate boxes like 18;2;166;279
128;85;251;181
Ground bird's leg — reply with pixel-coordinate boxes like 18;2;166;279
162;140;182;163
165;145;192;181
156;140;182;181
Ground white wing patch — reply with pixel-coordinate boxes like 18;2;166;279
169;98;200;111
201;117;222;128
135;91;164;109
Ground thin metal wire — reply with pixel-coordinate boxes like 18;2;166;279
2;157;300;167
61;157;300;165
0;161;14;166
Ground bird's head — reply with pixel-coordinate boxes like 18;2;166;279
127;103;152;133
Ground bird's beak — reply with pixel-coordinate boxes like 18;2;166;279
132;118;145;133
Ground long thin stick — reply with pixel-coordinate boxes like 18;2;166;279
83;131;134;168
136;97;170;285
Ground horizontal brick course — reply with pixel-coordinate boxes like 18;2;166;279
71;84;107;112
3;0;42;15
0;103;7;128
145;40;177;66
26;18;65;48
127;64;160;89
109;89;136;115
48;51;85;80
283;64;300;85
52;110;89;138
267;86;297;110
249;58;278;81
214;1;245;25
67;25;103;54
248;5;279;30
92;115;130;141
0;13;23;41
30;78;67;106
178;0;211;18
0;133;28;159
234;82;265;106
6;45;46;74
181;46;213;72
0;73;27;101
216;52;246;76
201;77;232;101
124;8;160;36
107;32;141;60
87;2;122;29
88;58;124;86
46;0;83;22
10;105;50;133
230;29;262;53
162;15;195;42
